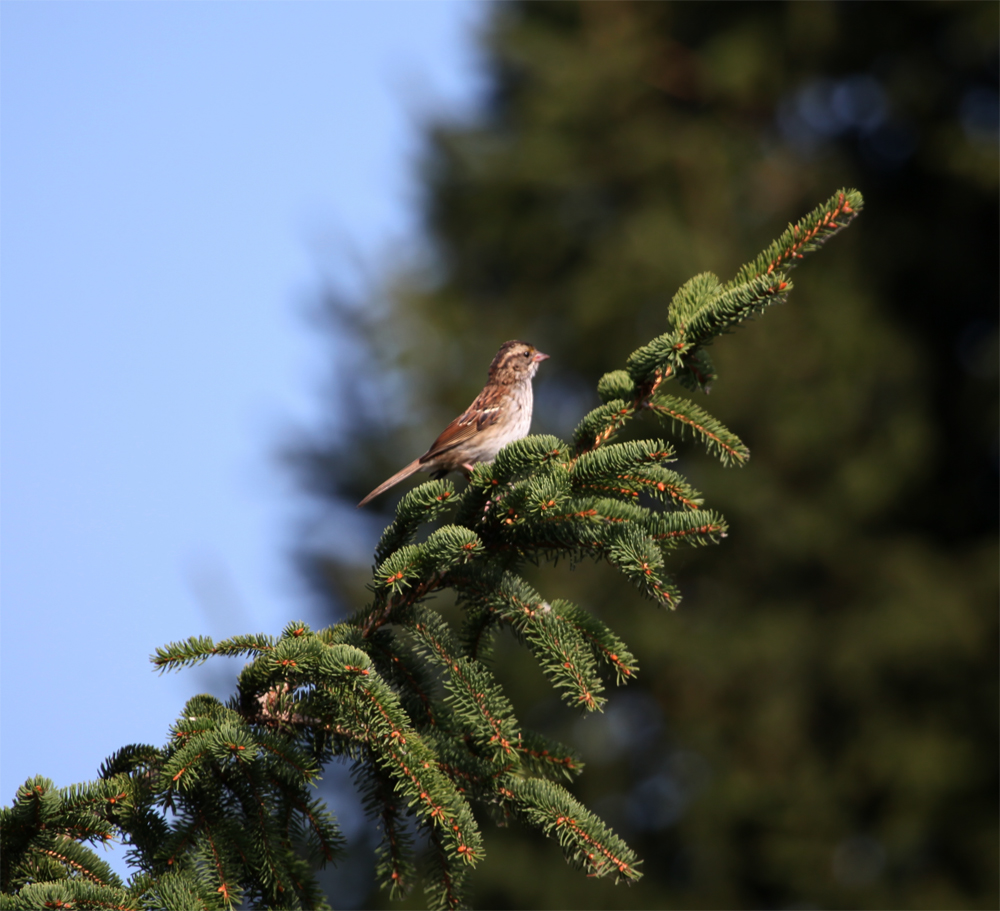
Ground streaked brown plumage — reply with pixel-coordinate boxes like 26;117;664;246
357;340;549;507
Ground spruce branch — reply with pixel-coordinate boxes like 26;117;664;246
543;599;638;685
402;606;524;764
2;189;862;910
376;479;459;564
424;825;472;911
362;628;440;727
728;188;863;286
356;763;418;899
453;570;613;708
505;778;641;883
644;392;749;465
517;731;585;783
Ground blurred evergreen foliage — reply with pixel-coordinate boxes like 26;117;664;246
294;2;998;908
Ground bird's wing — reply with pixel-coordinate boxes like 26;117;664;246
420;394;502;463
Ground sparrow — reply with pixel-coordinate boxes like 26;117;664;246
358;340;549;507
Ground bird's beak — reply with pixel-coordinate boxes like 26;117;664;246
533;351;550;362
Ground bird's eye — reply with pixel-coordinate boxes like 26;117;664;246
524;351;531;358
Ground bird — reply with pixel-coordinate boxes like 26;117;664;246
358;340;549;507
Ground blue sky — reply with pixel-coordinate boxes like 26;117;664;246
1;0;484;832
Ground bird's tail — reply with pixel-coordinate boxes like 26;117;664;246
357;459;424;507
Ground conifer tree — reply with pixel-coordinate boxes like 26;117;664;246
1;191;862;910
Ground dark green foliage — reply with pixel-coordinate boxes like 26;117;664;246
0;697;343;911
2;191;861;909
376;480;459;564
504;778;640;882
644;392;749;466
596;370;636;404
